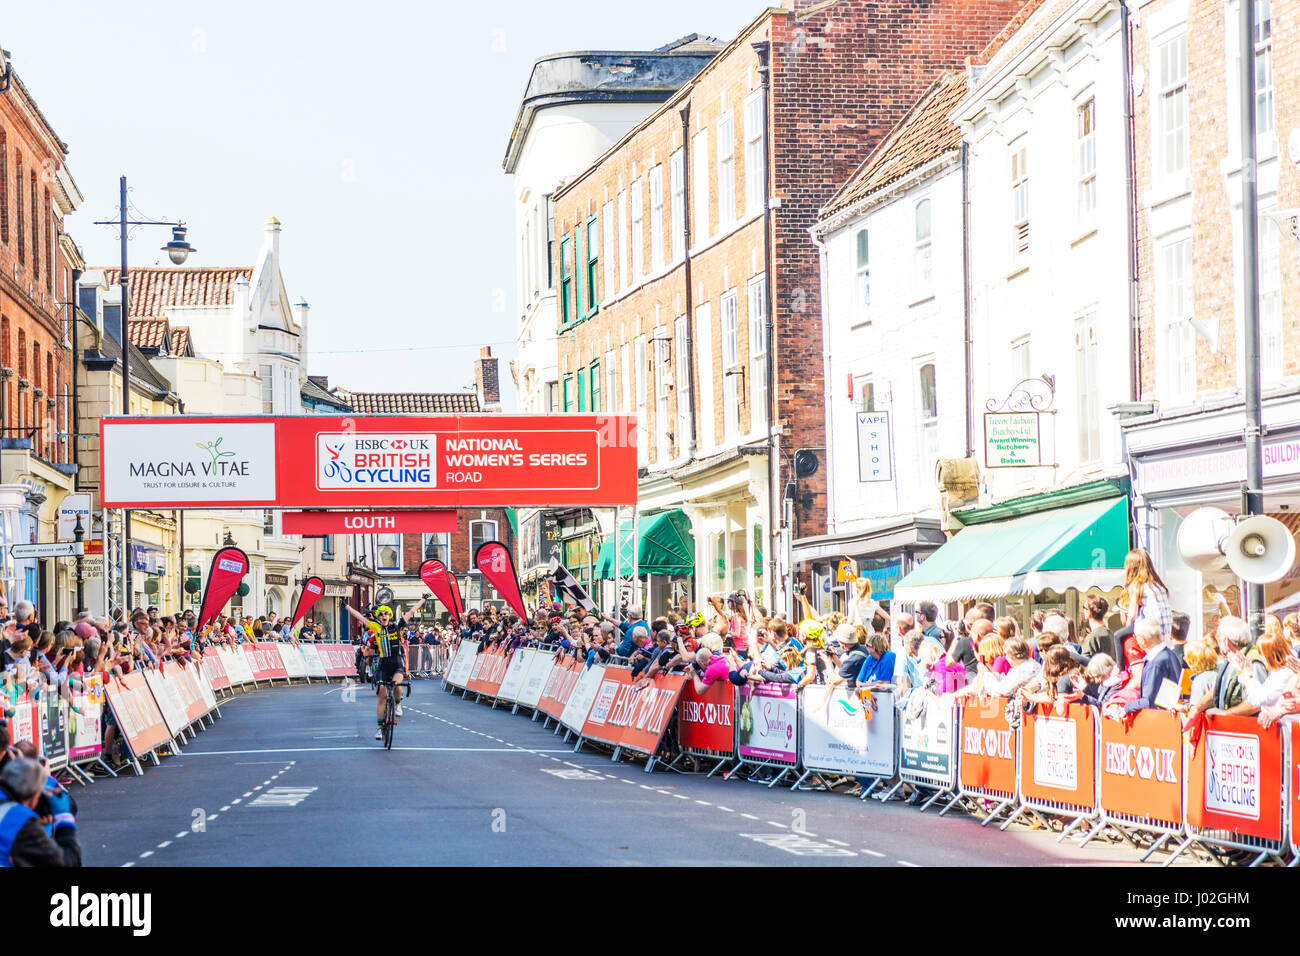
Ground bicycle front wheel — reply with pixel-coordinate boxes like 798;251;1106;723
383;695;395;750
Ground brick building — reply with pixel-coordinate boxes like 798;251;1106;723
325;350;516;626
0;69;83;619
550;0;1025;615
1122;0;1300;637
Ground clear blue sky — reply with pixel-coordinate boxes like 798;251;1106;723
5;0;762;405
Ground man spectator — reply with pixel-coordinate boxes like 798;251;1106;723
1186;616;1267;718
1079;596;1113;660
1123;619;1183;714
0;757;81;866
612;605;649;657
1166;611;1189;670
916;603;944;649
1041;614;1088;665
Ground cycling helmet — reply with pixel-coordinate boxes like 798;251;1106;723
798;618;825;646
373;605;394;618
685;611;705;629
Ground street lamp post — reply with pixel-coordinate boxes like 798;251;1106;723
73;513;85;611
93;177;195;616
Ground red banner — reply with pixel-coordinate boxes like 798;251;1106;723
291;577;326;628
100;414;638;508
199;649;231;691
1098;708;1183;827
958;697;1017;796
1186;712;1282;841
580;666;685;755
1290;720;1300;853
314;643;358;677
677;680;737;754
474;540;528;620
282;509;458;534
198;547;250;628
420;559;462;623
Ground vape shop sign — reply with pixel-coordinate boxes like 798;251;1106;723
101;414;638;508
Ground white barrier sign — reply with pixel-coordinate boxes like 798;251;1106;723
516;650;555;709
560;664;606;732
900;694;956;783
800;686;896;776
1032;716;1079;791
299;644;328;679
278;645;309;680
1204;731;1261;821
495;648;532;703
445;641;479;688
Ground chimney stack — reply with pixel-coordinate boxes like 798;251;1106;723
474;346;501;411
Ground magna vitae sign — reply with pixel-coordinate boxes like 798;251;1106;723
100;415;638;508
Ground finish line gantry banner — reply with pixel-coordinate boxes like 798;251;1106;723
100;414;638;509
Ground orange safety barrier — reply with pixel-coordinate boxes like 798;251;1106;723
950;696;1017;826
466;646;504;697
536;654;582;721
1003;703;1098;840
1290;719;1300;863
578;666;684;758
1097;709;1182;829
104;670;173;770
5;692;39;748
1175;712;1285;865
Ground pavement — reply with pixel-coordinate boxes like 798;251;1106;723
77;679;1158;867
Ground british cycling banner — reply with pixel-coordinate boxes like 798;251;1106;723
100;414;638;508
420;559;462;623
474;541;528;619
197;547;249;629
290;577;325;628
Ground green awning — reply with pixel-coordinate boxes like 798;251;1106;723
593;510;695;580
891;495;1130;603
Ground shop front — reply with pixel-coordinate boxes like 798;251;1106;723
793;516;946;617
592;509;695;616
891;480;1131;637
1126;397;1300;641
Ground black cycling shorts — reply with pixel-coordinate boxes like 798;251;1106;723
378;656;406;682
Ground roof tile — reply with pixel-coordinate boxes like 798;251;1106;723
821;72;968;221
332;390;481;414
101;267;253;317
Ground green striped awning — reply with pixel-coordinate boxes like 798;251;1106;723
593;510;695;580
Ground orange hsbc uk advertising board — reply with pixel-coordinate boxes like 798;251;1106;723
100;414;638;509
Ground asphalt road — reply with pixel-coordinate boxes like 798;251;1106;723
77;679;1153;867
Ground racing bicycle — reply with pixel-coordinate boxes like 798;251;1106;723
377;675;413;751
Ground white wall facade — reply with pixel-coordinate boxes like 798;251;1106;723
821;159;968;536
510;103;661;413
958;0;1131;503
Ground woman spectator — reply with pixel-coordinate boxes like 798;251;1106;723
1185;639;1219;707
979;633;1010;675
845;576;880;629
966;635;1040;700
855;631;896;689
1229;632;1297;712
1284;613;1300;655
1121;548;1173;642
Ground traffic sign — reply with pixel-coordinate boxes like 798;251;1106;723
10;542;84;559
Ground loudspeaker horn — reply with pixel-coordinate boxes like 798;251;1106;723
1175;507;1235;572
1224;514;1297;584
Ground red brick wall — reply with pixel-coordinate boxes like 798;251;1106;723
0;81;73;464
554;0;1024;538
398;508;515;575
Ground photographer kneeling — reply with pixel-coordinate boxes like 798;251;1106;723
0;755;81;866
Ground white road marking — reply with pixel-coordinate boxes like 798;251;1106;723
139;850;153;859
740;833;857;857
122;862;135;867
767;821;788;829
541;768;605;780
175;831;188;839
716;806;734;813
231;798;242;804
825;838;850;847
157;841;171;848
219;806;230;813
862;848;885;858
740;813;759;820
898;860;921;867
249;786;317;807
695;800;712;806
672;794;689;800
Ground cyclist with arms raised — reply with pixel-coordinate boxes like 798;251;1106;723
345;598;427;740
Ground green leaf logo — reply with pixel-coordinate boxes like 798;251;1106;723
196;437;236;468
